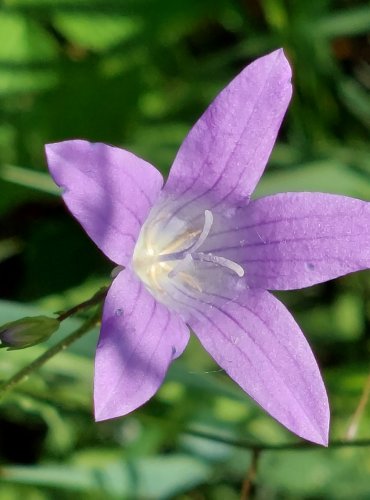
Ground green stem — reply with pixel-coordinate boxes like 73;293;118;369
345;373;370;440
241;448;260;499
57;286;108;322
0;310;100;399
184;428;370;451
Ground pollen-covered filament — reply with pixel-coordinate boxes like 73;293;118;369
132;204;244;305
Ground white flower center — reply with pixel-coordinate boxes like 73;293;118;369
132;196;244;312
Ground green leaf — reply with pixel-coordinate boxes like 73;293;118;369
339;79;370;130
0;165;59;195
0;12;58;94
0;13;57;63
0;455;210;498
315;6;370;37
260;448;370;498
255;159;370;199
53;13;142;51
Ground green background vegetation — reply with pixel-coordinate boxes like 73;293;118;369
0;0;369;498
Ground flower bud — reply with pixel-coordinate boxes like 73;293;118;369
0;316;60;350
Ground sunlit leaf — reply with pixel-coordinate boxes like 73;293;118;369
0;455;211;498
53;13;142;51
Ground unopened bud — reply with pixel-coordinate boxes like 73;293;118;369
0;316;60;350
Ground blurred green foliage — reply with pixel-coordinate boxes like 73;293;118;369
0;0;369;498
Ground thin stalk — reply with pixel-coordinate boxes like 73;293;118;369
184;428;370;452
57;286;108;322
142;414;370;451
345;373;370;440
0;309;100;399
240;448;260;499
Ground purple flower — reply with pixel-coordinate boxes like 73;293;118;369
45;49;370;446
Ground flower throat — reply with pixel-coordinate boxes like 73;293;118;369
132;198;244;307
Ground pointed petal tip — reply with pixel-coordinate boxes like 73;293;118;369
93;399;110;423
94;404;120;423
296;382;330;447
94;410;108;423
269;391;329;446
45;140;64;152
93;393;134;423
44;142;57;158
45;139;83;157
44;141;73;165
297;411;330;447
320;419;330;448
305;427;329;447
276;47;292;79
321;435;329;448
264;47;292;83
275;47;287;58
93;391;150;423
269;47;285;58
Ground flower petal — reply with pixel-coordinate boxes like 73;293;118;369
164;49;292;210
188;288;329;445
45;140;163;265
208;192;370;290
94;268;189;421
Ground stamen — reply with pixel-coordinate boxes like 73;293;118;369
160;210;213;258
132;199;245;309
168;253;193;279
178;272;202;292
161;229;201;255
157;210;213;263
188;210;213;253
168;254;203;292
195;253;245;278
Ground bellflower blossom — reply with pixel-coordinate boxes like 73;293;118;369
45;50;370;446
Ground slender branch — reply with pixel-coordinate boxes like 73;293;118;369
240;448;260;499
345;373;370;440
57;286;108;322
184;428;370;452
0;310;100;399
